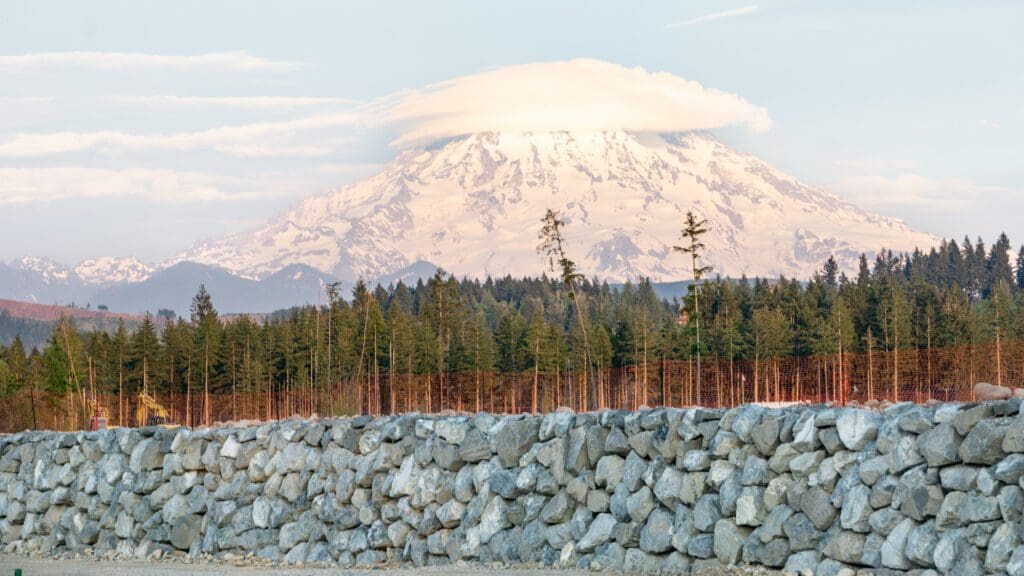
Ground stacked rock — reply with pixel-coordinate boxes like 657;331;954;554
1;402;1023;575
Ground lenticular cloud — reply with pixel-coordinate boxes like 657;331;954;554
381;59;772;147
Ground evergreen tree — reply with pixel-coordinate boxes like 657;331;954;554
191;284;220;425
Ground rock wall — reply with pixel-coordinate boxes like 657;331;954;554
2;402;1024;575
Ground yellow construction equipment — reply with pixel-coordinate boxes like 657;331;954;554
135;391;175;428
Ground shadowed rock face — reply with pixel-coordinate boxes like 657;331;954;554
1;400;1023;573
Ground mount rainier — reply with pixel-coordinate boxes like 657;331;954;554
1;131;940;312
172;131;937;283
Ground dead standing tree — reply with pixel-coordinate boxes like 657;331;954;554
538;209;597;410
674;211;712;405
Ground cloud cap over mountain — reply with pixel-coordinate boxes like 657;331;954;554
380;59;772;147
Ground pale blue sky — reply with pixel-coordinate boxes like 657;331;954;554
1;0;1021;263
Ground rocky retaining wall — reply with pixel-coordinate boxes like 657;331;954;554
2;402;1024;575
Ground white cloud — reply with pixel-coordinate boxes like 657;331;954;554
0;59;769;159
0;112;361;157
379;59;771;147
0;96;55;104
830;166;1011;211
0;166;314;204
666;5;759;29
0;51;304;71
115;95;359;109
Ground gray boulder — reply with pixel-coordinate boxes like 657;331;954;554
917;423;961;467
822;530;866;564
639;508;674;553
959;418;1010;464
800;486;837;530
491;417;540;468
837;409;880;450
713;519;747;565
577;513;616;553
880;517;916;570
169;514;202;551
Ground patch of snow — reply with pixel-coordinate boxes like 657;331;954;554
11;256;71;284
74;256;154;285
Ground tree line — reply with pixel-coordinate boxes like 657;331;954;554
2;231;1023;426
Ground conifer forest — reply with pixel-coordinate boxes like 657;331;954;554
2;234;1023;431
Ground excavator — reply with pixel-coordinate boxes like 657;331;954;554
135;390;176;428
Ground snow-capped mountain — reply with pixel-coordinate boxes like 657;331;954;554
74;256;154;285
10;256;72;284
173;131;937;283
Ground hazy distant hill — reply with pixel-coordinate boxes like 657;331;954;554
89;261;342;315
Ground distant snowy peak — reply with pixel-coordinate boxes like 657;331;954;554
10;256;71;284
74;256;154;285
174;131;938;282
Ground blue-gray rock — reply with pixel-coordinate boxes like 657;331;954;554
639;508;674;553
840;484;871;532
994;453;1024;483
564;426;588;474
858;455;890;486
900;484;943;521
934;528;969;573
801;486;837;530
837;409;881;451
594;455;624;488
998;485;1023;522
1008;545;1024;576
626;486;655;524
491;417;540;468
751;417;780;456
904;520;938;567
792;413;821;451
591;541;625;571
741;456;771;486
790;450;825;477
1004;415;1024;453
880;517;916;570
822;530;866;564
540;490;573;524
939;464;978;491
959;418;1010;464
954;405;993;435
783;550;821;576
784;512;823;551
745;538;790;568
653;466;684;508
984;522;1019;572
687;533;715;559
693;494;722;533
959;493;1001;523
736;486;767;527
169;514;202;551
917;423;961;467
577;513;616;553
889;435;925;473
458;430;491;462
621;450;646;491
713;519;748;565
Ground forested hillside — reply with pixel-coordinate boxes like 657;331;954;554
1;234;1022;427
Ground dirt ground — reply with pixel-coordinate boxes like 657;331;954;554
0;557;782;576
